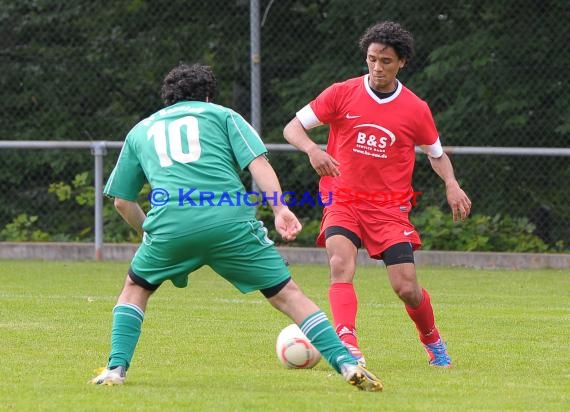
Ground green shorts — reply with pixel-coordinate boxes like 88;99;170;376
130;219;291;293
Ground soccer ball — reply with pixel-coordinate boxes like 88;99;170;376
276;324;321;369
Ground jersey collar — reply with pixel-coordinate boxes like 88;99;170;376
363;75;402;104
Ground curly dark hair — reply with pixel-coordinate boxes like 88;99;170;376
358;21;414;62
161;63;218;106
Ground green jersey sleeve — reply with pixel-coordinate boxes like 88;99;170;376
103;133;146;201
226;109;267;170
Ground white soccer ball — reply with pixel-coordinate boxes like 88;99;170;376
276;324;321;369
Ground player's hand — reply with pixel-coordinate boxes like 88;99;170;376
308;147;340;177
274;208;302;241
446;181;472;222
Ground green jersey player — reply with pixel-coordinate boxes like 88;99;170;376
89;63;382;391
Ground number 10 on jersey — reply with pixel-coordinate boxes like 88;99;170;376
147;116;202;167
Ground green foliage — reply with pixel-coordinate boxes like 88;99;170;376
412;206;563;252
46;172;150;242
46;172;96;241
48;172;94;206
0;214;50;241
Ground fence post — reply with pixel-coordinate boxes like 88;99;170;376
91;142;107;261
250;0;261;194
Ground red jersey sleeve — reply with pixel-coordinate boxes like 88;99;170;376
309;83;340;124
413;100;439;146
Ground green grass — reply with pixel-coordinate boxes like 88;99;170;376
0;260;569;411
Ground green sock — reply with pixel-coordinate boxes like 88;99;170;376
107;303;144;370
300;311;357;373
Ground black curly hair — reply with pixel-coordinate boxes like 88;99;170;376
358;21;414;62
161;63;218;106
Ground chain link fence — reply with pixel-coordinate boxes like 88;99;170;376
1;1;569;252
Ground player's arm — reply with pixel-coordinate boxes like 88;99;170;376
114;197;146;237
247;155;302;241
283;109;340;177
422;140;472;222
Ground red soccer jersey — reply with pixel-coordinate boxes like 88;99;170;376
301;75;439;208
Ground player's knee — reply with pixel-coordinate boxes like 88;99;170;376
328;254;356;281
393;283;421;306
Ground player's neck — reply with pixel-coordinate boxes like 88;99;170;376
370;80;399;99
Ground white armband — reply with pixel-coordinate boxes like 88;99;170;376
420;137;444;158
296;105;322;130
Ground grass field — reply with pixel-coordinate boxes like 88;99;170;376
1;260;569;411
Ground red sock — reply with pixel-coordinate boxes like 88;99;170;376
328;282;359;347
405;288;440;345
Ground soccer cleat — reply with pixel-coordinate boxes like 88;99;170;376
341;363;383;392
88;366;126;385
423;338;452;368
342;342;366;367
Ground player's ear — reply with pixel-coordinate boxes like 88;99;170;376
399;59;406;69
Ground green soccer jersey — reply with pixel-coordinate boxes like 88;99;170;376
104;101;267;236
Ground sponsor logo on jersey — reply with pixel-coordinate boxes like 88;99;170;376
352;124;396;159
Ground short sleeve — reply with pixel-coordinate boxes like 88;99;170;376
226;109;268;170
308;83;340;125
103;134;146;200
413;101;439;146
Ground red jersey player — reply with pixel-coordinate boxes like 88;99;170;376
283;21;471;368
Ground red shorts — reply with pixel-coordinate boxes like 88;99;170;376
316;201;421;258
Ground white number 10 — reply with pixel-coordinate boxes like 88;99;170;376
147;116;201;167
